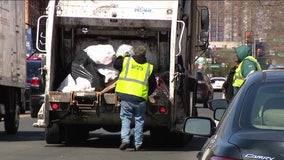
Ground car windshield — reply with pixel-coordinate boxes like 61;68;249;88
242;82;284;130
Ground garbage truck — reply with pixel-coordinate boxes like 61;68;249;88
0;1;26;134
33;0;209;146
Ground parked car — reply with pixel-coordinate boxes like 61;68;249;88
26;58;45;118
210;77;226;91
183;70;284;160
196;70;213;108
267;63;284;70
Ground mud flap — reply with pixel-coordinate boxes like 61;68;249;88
33;103;47;128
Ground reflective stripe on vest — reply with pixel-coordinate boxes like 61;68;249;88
115;57;153;100
233;56;261;88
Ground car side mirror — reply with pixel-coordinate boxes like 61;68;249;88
183;117;215;137
208;99;229;111
199;31;209;51
214;108;226;121
201;8;209;31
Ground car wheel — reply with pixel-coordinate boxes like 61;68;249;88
20;102;26;114
30;105;39;118
203;101;208;108
203;96;209;108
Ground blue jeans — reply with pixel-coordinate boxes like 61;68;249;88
120;100;146;148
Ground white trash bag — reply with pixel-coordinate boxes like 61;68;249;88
84;44;115;65
97;66;119;83
116;44;135;57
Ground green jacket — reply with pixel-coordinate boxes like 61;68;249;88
235;45;261;78
233;45;261;93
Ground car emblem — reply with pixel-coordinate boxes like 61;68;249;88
244;154;275;160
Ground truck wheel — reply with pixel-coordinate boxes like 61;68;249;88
4;104;20;134
169;132;191;147
150;127;168;146
64;125;89;145
150;127;190;147
45;123;63;144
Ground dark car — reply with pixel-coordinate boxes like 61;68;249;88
196;70;214;108
26;58;45;118
267;63;284;70
183;70;284;160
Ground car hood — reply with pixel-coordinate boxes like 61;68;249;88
229;130;284;160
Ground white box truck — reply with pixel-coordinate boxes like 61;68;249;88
33;0;209;146
0;1;26;134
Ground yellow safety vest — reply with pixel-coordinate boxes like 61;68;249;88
233;56;261;88
115;57;153;100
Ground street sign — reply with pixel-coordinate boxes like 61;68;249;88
210;64;220;68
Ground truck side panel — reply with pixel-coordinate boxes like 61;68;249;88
0;1;26;134
0;1;26;88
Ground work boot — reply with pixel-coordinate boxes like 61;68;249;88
119;142;130;150
134;146;142;151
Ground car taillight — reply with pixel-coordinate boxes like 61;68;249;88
30;77;40;87
51;103;59;110
198;81;205;84
210;156;240;160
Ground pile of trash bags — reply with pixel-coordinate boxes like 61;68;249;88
57;44;134;92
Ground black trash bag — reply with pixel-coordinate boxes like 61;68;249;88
71;57;105;91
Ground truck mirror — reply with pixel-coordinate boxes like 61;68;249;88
199;31;209;51
201;8;209;31
36;15;48;53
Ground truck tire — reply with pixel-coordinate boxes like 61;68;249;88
4;104;20;134
45;123;63;144
150;127;190;147
150;127;168;146
64;125;89;145
169;132;191;147
4;88;20;134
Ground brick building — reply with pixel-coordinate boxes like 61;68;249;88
25;0;48;29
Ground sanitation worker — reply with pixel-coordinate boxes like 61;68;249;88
114;45;156;151
233;45;261;94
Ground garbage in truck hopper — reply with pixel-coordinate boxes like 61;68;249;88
57;74;95;92
71;58;106;91
57;44;119;92
97;65;118;83
148;71;170;105
84;44;115;65
115;44;135;57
